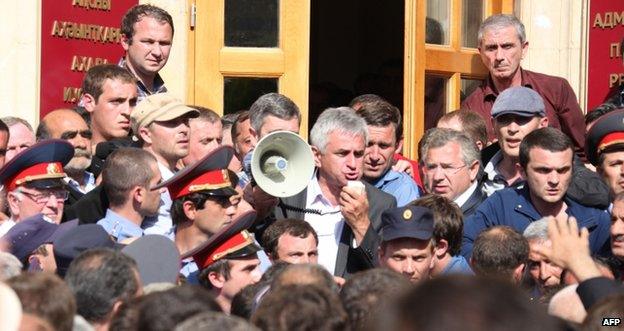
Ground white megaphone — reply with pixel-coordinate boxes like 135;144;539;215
251;130;315;198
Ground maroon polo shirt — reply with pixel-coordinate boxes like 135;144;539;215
461;68;586;157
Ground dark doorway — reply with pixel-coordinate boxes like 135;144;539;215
308;0;405;131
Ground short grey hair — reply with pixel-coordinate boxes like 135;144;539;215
249;93;301;134
310;107;368;153
523;217;550;242
0;252;22;281
478;14;526;46
1;117;33;132
420;128;480;167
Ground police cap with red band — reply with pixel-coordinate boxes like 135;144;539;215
586;109;624;166
0;139;74;191
181;210;259;270
155;146;237;199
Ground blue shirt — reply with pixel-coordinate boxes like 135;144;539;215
97;209;144;243
372;170;420;207
180;259;200;285
441;255;474;275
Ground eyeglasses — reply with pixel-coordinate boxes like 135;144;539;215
19;189;68;204
61;130;92;140
422;163;467;175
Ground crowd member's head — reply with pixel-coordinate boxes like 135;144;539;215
519;128;573;208
65;248;142;330
176;311;258;331
251;284;349;331
478;14;528;84
410;194;464;276
0;252;22;280
1;116;35;162
37;109;92;181
471;226;528;283
127;285;221;331
102;148;163;223
231;111;255;161
121;4;174;86
310;107;368;191
2;140;73;223
182;106;223;166
196;227;262;313
349;93;388;111
547;284;586;324
585;109;624;197
523;218;564;295
81;64;138;146
166;147;239;252
271;263;337;292
0;119;10;167
585;102;618;132
340;268;410;331
221;113;238;146
131;93;199;171
3;217;66;272
261;218;318;264
420;128;480;201
249;93;301;140
491;86;548;160
357;100;403;181
437;109;489;150
6;273;76;331
582;293;624;331
378;205;435;283
610;193;624;261
52;224;116;277
392;275;560;331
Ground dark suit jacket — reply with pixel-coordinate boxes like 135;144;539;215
459;183;487;217
269;181;396;278
64;185;109;225
61;185;85;223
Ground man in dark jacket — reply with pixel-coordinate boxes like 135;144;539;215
462;128;611;258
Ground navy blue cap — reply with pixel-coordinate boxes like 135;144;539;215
381;206;434;242
3;214;59;262
122;235;181;285
53;224;116;277
0;139;73;191
585;109;624;166
155;146;237;199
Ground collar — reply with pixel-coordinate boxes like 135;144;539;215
371;169;401;188
64;171;96;193
483;150;504;181
454;181;478;207
157;162;176;180
118;57;166;93
306;171;337;208
102;209;144;237
483;67;532;99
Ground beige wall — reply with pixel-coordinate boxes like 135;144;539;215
516;0;589;111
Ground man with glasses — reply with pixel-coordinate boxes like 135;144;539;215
96;148;164;243
0;140;74;236
420;128;484;216
159;146;239;284
37;109;96;212
462;128;611;259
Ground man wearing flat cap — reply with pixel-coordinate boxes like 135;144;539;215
481;86;609;209
191;210;261;313
130;93;199;239
157;146;240;283
0;140;74;236
378;205;436;283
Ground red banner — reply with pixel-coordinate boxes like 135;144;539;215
40;0;137;118
587;0;624;109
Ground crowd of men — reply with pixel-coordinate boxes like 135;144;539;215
0;5;623;331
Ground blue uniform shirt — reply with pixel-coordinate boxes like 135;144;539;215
97;209;144;243
372;170;420;207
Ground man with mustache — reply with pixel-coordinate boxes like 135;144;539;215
608;194;624;279
462;14;586;156
462;128;611;259
37;109;96;212
130;93;199;239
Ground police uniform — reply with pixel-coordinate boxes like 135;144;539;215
380;205;434;243
586;109;624;166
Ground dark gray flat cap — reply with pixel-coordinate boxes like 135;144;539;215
491;86;546;118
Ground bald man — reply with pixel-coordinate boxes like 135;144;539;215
36;109;96;213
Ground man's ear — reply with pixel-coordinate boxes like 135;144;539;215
434;239;449;259
468;160;480;182
27;255;42;271
121;34;131;52
208;271;226;290
512;263;526;283
538;116;549;128
182;200;197;222
82;94;97;113
311;146;322;168
138;126;152;145
133;186;145;204
7;192;20;219
517;162;526;179
396;136;404;154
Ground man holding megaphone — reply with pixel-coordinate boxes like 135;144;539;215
260;107;396;278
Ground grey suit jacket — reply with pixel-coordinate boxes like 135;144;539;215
270;181;396;277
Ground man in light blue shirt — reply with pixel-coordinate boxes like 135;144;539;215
357;100;420;206
97;148;165;243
